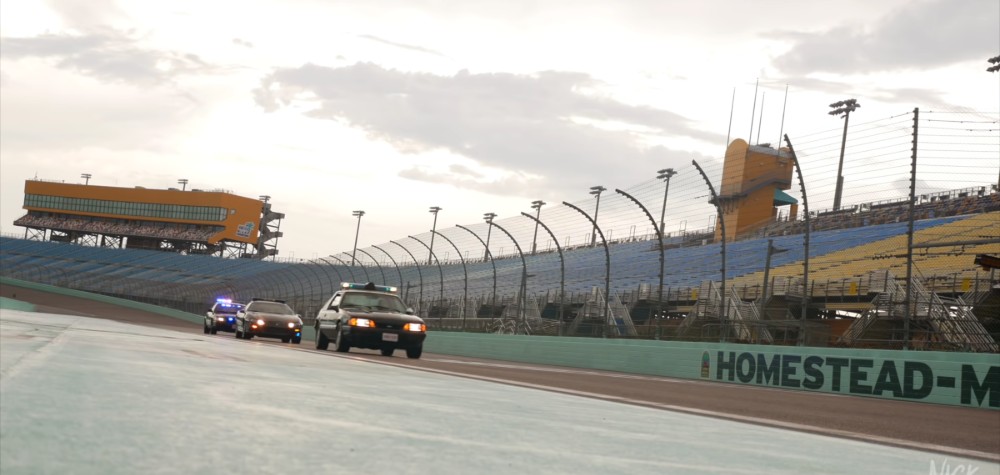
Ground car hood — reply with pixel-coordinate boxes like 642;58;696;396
344;311;424;324
246;312;301;323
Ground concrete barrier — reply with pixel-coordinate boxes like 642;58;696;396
424;331;999;410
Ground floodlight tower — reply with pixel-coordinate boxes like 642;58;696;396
656;168;677;234
589;185;606;245
81;173;92;185
829;99;860;211
427;206;441;265
530;200;545;254
178;178;189;191
989;55;1000;190
483;212;496;260
351;210;365;265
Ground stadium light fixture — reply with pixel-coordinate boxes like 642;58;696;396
351;210;365;266
530;200;546;254
483;212;497;260
589;186;606;246
828;99;860;211
656;168;677;235
81;173;91;185
427;206;442;265
987;55;1000;73
178;178;189;191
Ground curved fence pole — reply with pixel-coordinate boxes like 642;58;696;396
341;251;371;282
488;221;528;330
371;245;405;297
356;248;389;286
520;212;565;335
432;229;468;328
616;188;666;327
563;201;611;338
408;235;444;316
455;224;496;319
326;255;357;281
692;159;728;343
784;134;812;346
316;257;347;285
390;240;424;315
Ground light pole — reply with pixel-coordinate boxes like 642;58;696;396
483;212;496;260
589;185;606;245
990;56;1000;190
351;210;364;266
427;206;441;265
656;168;677;235
81;173;92;185
530;200;545;254
178;178;188;191
829;99;860;211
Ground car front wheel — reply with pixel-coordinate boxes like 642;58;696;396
406;345;422;359
380;347;394;357
234;323;242;339
334;328;350;353
315;327;329;350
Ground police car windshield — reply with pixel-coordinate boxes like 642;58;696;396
341;292;406;313
249;302;293;314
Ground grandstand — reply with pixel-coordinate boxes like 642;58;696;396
12;179;284;259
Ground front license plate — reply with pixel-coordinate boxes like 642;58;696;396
382;333;399;342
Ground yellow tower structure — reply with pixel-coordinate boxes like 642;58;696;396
713;139;798;241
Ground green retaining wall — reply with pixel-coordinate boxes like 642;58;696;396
0;296;36;312
424;331;999;410
2;277;995;409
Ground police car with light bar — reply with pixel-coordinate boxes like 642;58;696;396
205;298;245;334
314;282;427;359
235;298;304;344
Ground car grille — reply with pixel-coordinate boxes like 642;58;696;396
375;322;403;330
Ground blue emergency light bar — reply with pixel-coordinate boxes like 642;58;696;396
216;298;232;304
340;282;398;293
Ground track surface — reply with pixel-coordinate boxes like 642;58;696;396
5;285;999;460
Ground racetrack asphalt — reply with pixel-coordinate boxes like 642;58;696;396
4;284;999;462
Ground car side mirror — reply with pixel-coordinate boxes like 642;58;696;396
405;308;415;315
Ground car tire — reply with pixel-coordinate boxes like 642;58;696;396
380;347;395;357
315;327;330;350
210;326;218;335
292;336;301;344
281;337;290;343
235;324;242;339
203;322;210;334
406;345;422;359
334;328;350;353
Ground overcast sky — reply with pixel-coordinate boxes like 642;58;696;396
2;0;998;259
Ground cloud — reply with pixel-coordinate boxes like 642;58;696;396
357;34;446;57
1;29;217;86
232;38;254;48
253;62;722;197
770;0;998;75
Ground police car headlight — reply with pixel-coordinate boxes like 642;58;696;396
404;323;426;332
256;319;266;326
217;317;225;322
349;317;375;328
287;322;295;328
